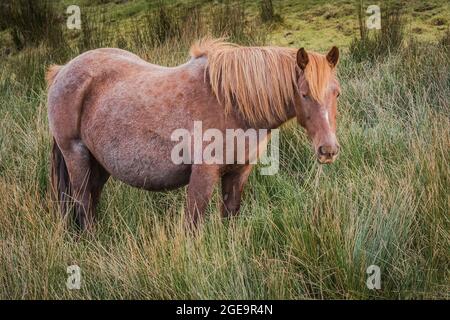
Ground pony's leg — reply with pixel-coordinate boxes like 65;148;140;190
88;157;110;218
186;165;220;228
221;165;253;218
61;140;109;231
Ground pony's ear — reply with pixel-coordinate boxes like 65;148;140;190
326;46;339;67
296;48;309;70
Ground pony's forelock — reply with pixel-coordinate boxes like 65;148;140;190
303;53;334;104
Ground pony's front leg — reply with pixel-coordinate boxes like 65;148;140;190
221;165;253;218
186;165;220;228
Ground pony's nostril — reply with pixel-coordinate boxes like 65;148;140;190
318;146;326;156
319;146;331;157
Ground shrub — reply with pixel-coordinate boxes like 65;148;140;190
349;4;405;62
77;9;114;53
259;0;281;23
211;1;265;44
131;2;204;50
439;27;450;49
0;0;65;50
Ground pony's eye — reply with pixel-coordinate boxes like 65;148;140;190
302;94;308;99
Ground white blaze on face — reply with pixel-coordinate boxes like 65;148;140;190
322;108;330;127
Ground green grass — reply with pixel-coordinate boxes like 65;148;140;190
3;0;446;53
0;0;449;299
266;0;450;50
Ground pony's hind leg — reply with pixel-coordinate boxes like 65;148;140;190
58;139;109;231
89;158;110;216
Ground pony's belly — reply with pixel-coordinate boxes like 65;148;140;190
107;161;191;191
84;131;192;191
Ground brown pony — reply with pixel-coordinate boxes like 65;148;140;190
47;38;341;230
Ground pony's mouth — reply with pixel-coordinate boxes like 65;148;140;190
316;153;338;164
317;156;336;164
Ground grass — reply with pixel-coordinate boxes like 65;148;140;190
266;0;449;50
0;0;449;299
1;0;448;52
0;0;65;50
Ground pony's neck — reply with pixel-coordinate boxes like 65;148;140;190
245;101;297;130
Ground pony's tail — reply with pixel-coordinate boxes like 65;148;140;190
51;138;72;217
46;64;62;88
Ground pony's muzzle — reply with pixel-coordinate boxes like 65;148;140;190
317;144;339;164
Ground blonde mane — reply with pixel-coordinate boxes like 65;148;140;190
190;38;334;125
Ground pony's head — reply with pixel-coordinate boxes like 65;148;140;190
191;39;341;164
295;47;340;164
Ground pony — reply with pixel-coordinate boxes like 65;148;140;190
47;38;341;230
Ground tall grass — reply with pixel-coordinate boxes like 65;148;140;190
77;9;114;53
0;1;449;299
0;0;65;50
349;4;405;62
130;2;204;51
259;0;281;23
1;1;266;92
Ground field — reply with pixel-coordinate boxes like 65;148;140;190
0;0;449;299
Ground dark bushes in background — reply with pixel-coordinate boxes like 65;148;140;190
145;1;184;45
1;0;268;90
259;0;281;23
113;1;263;51
0;0;65;50
77;9;114;52
131;2;201;49
440;28;450;49
211;1;246;40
